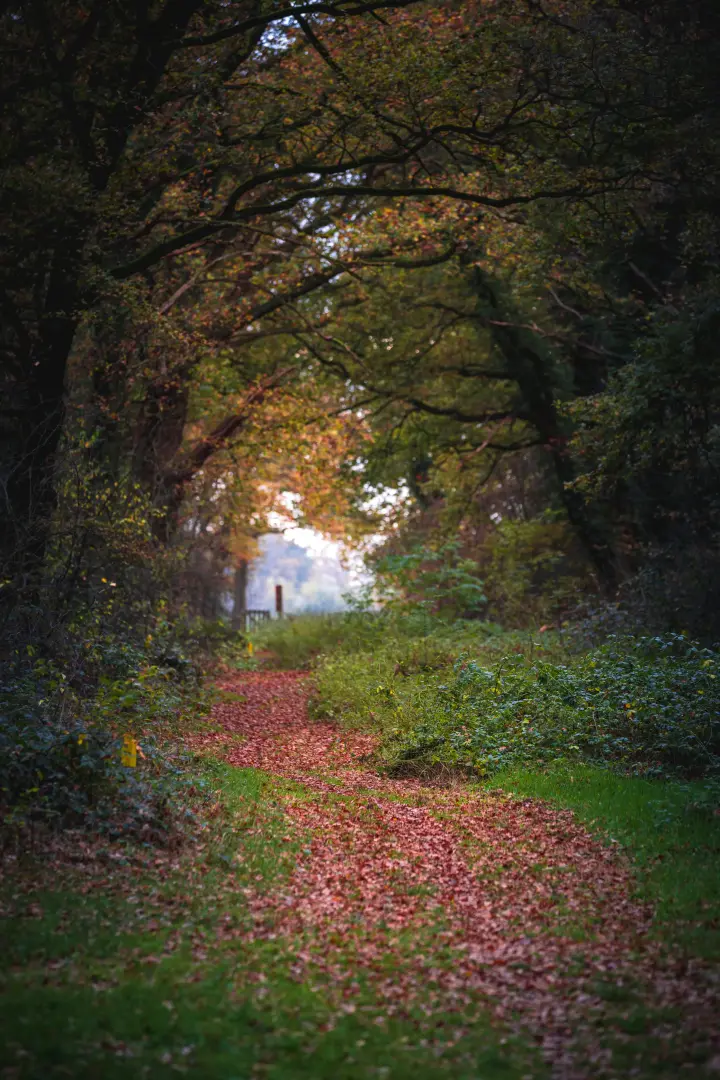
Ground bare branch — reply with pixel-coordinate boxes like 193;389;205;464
180;0;422;47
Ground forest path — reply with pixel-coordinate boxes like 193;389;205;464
204;670;715;1079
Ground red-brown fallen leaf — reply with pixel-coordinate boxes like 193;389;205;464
206;672;720;1079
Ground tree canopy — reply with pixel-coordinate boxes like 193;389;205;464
2;0;720;641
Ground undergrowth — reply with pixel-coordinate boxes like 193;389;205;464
311;626;720;780
0;618;239;849
250;610;569;671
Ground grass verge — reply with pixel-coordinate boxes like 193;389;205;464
489;763;720;961
295;614;720;964
0;761;541;1080
249;611;570;671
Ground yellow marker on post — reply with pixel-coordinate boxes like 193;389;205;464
121;735;138;767
247;641;254;657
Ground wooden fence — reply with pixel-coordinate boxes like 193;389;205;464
235;609;271;631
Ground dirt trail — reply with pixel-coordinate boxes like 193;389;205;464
205;670;717;1079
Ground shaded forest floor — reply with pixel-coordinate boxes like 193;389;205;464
2;670;719;1079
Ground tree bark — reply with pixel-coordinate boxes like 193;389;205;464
0;248;82;604
232;560;248;630
470;266;619;590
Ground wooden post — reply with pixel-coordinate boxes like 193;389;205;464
275;583;283;617
232;559;248;630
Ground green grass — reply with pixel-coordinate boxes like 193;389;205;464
489;763;720;960
302;614;720;962
250;613;362;668
250;610;571;671
0;763;541;1080
6;612;719;1078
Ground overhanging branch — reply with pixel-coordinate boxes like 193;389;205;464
180;0;422;47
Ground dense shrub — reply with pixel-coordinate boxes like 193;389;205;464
314;628;720;780
479;511;595;627
0;639;212;845
392;635;720;779
0;712;193;842
371;542;487;620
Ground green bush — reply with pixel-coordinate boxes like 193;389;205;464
314;629;720;780
388;634;720;779
0;711;193;842
479;511;594;626
0;644;209;844
372;541;487;620
249;606;534;671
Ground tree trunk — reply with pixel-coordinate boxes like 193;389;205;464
470;266;619;590
232;560;248;630
1;257;81;609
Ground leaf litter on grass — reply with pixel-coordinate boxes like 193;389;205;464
206;671;720;1079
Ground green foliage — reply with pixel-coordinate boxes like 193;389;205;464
251;610;512;671
0;701;124;835
566;297;720;635
250;614;365;669
2;432;241;845
391;635;720;779
372;542;487;620
314;625;720;780
0;638;211;844
480;511;593;625
569;301;720;509
310;620;567;741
